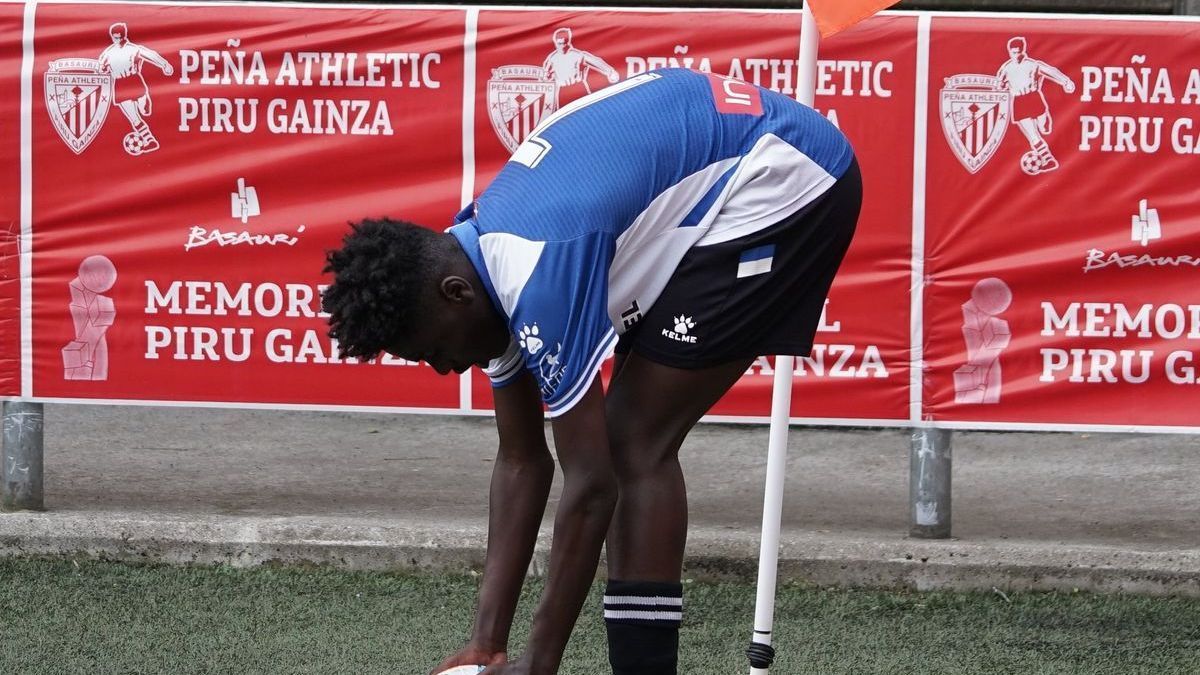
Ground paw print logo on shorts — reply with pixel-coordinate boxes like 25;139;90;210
519;324;544;355
673;315;695;335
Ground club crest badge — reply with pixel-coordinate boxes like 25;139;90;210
487;65;558;154
940;74;1010;174
940;37;1076;175
45;59;113;155
486;27;621;153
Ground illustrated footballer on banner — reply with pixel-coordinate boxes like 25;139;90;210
953;277;1012;404
62;255;117;381
99;22;173;155
942;37;1074;175
487;27;620;153
542;27;619;104
997;37;1075;174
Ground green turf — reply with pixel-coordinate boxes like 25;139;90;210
0;558;1198;674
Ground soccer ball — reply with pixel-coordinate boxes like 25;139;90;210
1019;150;1041;175
123;132;145;156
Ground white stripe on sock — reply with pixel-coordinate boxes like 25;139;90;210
603;595;683;607
604;609;684;622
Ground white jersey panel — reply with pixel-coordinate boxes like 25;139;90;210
697;134;837;246
606;157;740;333
478;233;546;316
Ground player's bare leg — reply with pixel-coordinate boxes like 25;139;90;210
1016;117;1056;174
1037;110;1052;135
602;353;755;674
117;99;159;155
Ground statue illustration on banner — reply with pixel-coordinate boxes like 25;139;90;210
941;37;1075;175
45;22;173;156
62;255;117;381
953;277;1012;404
487;27;620;152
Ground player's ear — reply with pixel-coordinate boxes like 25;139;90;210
439;275;476;304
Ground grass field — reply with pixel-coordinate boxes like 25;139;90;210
1;558;1198;674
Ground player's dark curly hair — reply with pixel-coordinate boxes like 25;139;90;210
322;218;440;360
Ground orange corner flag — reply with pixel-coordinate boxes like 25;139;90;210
807;0;901;38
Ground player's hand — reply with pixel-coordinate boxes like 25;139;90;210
606;71;619;83
163;64;174;76
430;643;507;675
1064;80;1075;94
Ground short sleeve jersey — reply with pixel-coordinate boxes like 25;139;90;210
448;68;853;416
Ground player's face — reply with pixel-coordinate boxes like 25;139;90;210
1009;46;1023;60
387;311;495;376
110;29;125;44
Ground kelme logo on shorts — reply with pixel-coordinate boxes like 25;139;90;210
662;315;697;344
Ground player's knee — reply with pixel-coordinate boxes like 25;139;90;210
608;422;680;480
605;579;682;675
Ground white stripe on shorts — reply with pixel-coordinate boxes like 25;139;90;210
736;256;773;278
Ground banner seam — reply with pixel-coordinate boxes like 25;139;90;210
909;13;930;425
458;7;478;412
19;0;35;399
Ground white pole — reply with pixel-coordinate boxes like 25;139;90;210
794;4;820;108
747;5;819;674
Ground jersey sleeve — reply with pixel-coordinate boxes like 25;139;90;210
504;231;617;417
483;337;523;387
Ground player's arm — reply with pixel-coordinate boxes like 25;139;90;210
475;371;555;652
1037;61;1075;92
433;370;553;673
138;45;174;75
501;377;616;675
582;51;619;83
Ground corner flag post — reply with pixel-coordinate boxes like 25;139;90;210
746;5;819;674
747;0;900;668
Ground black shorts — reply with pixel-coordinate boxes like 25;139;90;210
615;158;862;369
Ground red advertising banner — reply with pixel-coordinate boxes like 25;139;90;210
467;10;915;422
923;16;1200;430
7;3;1198;430
0;1;21;397
30;2;466;408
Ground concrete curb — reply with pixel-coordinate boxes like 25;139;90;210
1;510;1197;597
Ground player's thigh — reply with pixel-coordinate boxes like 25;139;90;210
605;352;753;465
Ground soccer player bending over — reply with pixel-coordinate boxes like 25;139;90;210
322;68;862;675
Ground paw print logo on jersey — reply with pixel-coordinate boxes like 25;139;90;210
519;324;544;355
673;315;695;335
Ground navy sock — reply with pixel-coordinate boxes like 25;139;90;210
604;579;683;675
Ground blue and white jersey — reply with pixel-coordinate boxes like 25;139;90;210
448;68;854;416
